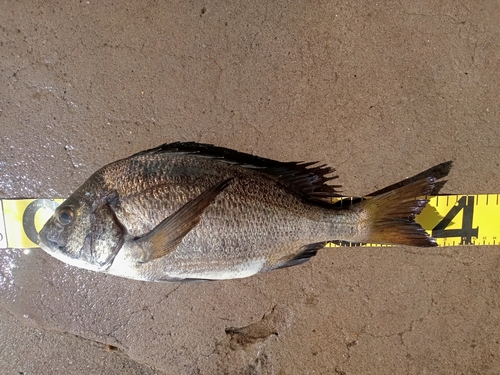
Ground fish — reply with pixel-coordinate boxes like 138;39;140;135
38;142;451;282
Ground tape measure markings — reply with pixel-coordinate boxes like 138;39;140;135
423;194;500;246
0;196;499;249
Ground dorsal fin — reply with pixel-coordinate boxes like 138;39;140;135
133;142;341;202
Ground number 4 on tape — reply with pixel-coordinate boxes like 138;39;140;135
417;195;500;246
432;196;478;244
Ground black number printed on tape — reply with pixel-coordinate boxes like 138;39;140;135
432;196;479;245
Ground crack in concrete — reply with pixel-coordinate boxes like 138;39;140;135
104;284;183;348
361;293;436;340
2;306;166;374
331;290;438;375
331;320;359;374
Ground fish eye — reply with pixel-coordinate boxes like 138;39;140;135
57;208;74;226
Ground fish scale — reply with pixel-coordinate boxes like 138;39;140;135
37;142;447;282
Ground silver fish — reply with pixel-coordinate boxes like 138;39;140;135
38;142;449;282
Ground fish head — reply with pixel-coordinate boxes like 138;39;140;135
38;185;126;272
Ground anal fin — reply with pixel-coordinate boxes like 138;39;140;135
275;242;327;269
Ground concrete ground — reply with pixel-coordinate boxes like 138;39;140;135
1;1;499;374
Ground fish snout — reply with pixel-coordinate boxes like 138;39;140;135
38;223;66;253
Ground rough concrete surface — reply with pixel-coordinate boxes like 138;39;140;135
1;1;499;374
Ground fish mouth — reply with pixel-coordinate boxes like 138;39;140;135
38;233;56;253
38;223;69;254
38;229;67;254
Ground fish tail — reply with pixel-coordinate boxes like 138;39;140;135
358;177;436;246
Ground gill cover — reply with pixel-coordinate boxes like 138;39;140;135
90;203;126;269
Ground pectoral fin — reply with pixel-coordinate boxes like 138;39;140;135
136;178;232;262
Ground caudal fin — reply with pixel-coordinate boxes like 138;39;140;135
360;177;437;247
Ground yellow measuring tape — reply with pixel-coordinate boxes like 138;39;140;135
0;196;499;249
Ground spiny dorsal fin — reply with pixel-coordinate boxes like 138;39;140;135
135;178;232;262
133;142;341;202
